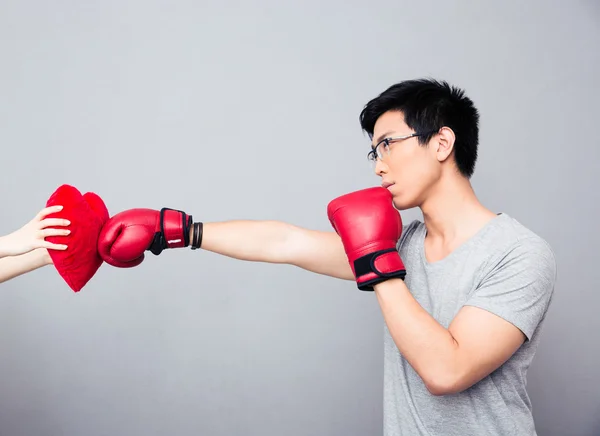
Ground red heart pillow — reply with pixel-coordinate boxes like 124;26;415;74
45;184;110;292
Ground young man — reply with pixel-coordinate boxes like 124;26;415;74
96;79;557;435
0;205;70;283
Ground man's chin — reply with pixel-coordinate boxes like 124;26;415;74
392;196;415;211
392;198;405;211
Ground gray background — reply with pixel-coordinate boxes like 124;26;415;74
0;1;598;435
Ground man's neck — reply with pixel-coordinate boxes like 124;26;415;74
420;175;496;244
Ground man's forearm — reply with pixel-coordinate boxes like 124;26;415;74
199;220;293;263
374;278;460;395
195;220;354;280
0;249;51;284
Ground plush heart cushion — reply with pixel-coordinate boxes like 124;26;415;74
45;184;110;292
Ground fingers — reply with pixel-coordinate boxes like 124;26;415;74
36;205;64;220
39;217;71;229
43;241;68;251
40;228;71;238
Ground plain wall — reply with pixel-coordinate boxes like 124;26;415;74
0;1;598;435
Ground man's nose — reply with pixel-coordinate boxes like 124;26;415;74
374;158;387;176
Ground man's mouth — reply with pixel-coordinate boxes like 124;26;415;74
381;182;395;189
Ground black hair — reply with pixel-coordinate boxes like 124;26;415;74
359;78;480;178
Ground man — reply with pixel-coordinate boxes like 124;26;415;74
96;79;557;435
0;205;69;284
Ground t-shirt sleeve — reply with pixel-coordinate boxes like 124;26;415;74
396;219;422;252
464;236;557;340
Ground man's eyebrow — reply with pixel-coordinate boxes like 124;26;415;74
372;131;394;147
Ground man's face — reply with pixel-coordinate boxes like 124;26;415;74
371;111;440;210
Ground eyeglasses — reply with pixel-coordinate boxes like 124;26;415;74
367;131;437;163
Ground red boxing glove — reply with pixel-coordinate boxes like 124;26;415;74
97;208;194;268
327;187;405;291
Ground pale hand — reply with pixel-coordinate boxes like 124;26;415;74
0;206;70;257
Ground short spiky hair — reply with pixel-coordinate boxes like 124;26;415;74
359;78;480;178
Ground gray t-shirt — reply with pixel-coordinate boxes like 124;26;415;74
384;213;557;436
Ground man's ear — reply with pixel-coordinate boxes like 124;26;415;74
434;127;456;162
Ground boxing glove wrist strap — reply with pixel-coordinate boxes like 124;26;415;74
191;222;203;250
354;248;406;291
149;208;193;255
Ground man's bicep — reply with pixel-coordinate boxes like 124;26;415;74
284;226;354;280
447;305;527;391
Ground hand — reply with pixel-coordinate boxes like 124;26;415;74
327;187;405;291
0;206;70;258
97;207;198;268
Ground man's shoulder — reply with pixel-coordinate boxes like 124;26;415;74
489;214;555;257
484;213;557;281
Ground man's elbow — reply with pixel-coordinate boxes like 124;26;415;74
423;370;474;396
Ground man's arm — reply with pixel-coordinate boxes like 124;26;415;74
373;239;556;396
200;221;355;281
97;209;355;280
374;279;528;395
0;248;52;284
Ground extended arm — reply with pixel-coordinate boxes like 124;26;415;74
200;221;354;280
0;205;69;284
0;206;69;259
0;249;52;284
97;208;355;281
